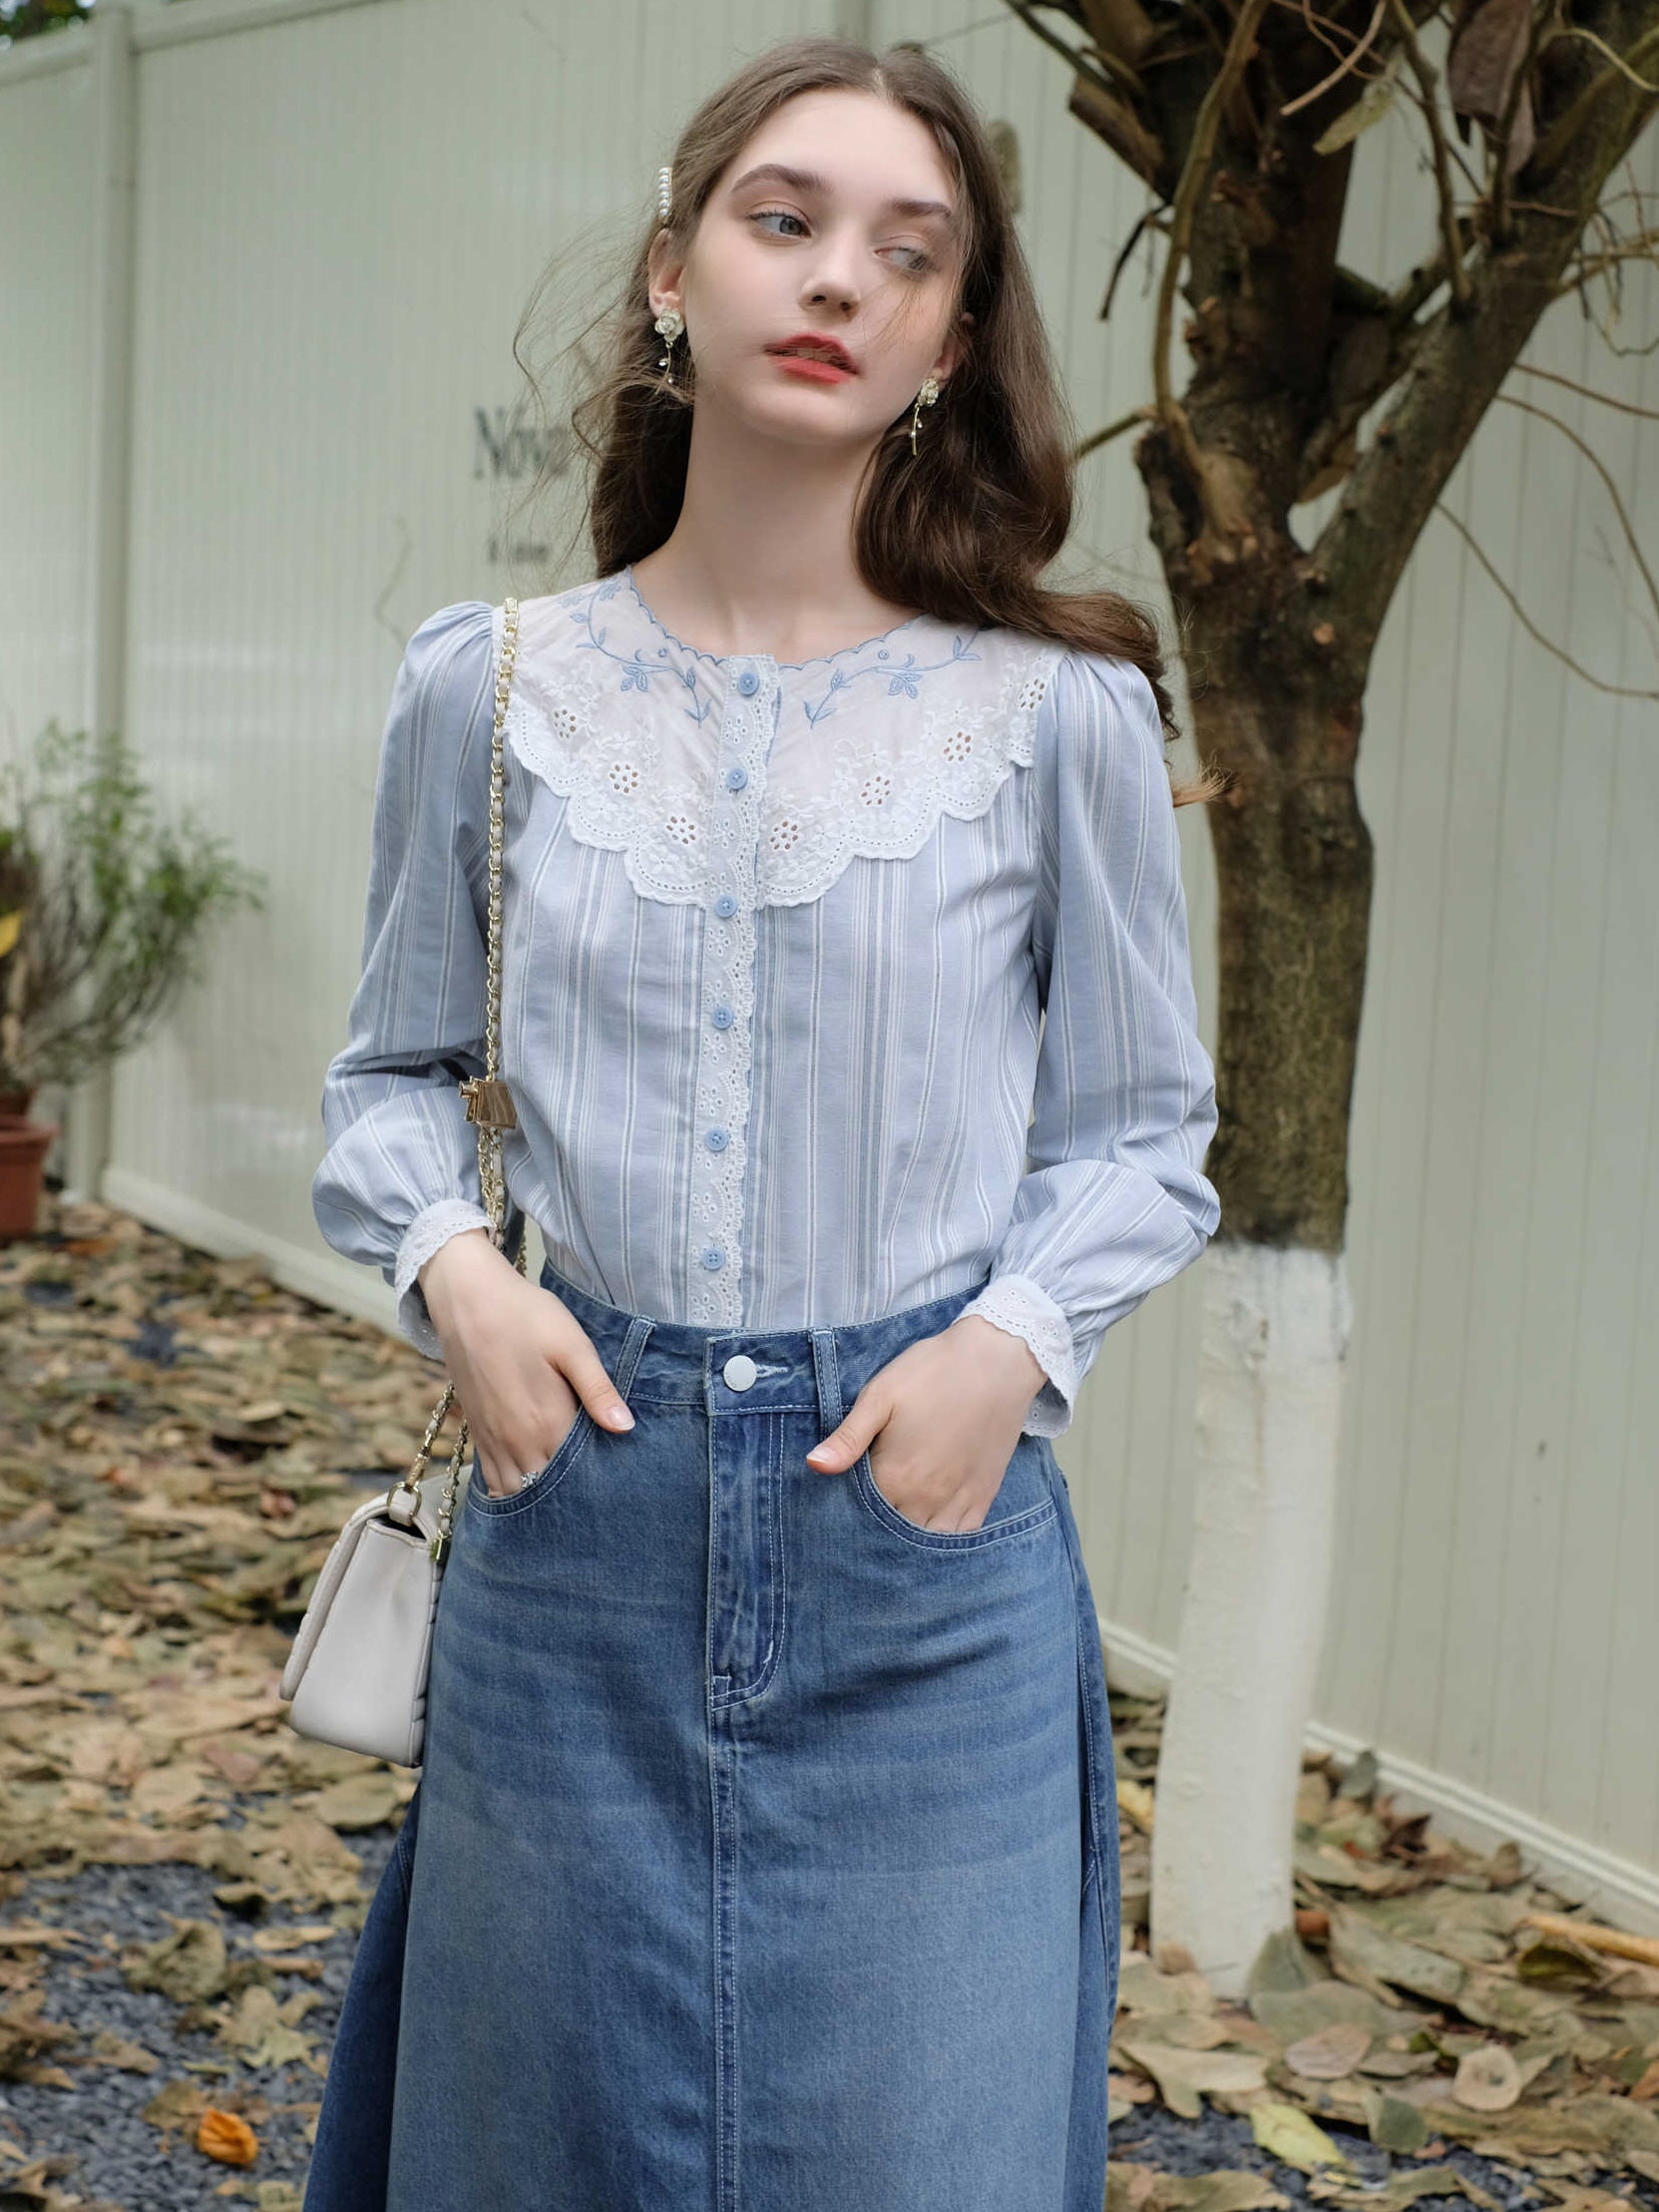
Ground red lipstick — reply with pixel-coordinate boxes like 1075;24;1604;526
765;331;859;381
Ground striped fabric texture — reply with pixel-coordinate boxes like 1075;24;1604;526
311;568;1220;1437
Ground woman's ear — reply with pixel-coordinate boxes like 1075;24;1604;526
934;309;974;384
646;232;687;320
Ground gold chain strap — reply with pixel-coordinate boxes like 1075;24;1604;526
393;596;523;1567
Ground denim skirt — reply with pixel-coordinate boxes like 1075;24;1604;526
301;1258;1120;2212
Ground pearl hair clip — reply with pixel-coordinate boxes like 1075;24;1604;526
657;165;672;223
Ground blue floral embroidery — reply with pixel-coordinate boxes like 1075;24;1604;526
569;574;984;731
799;637;983;725
573;600;716;724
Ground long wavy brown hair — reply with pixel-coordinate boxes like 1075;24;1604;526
505;33;1222;809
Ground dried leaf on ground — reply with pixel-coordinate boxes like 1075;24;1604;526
1249;2098;1358;2176
13;1194;1659;2201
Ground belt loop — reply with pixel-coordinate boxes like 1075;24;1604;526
615;1315;654;1398
808;1326;842;1435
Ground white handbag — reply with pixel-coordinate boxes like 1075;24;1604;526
281;596;527;1768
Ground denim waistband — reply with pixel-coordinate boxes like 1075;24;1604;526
538;1256;988;1418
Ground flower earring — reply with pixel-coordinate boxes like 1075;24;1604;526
910;374;941;455
654;303;684;386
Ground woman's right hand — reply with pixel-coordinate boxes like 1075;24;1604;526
418;1230;634;1497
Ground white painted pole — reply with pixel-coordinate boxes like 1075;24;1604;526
1150;1238;1352;1996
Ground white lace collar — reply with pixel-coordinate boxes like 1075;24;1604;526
495;571;1065;909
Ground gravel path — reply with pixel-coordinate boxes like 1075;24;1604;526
1109;2097;1654;2207
7;1823;1644;2212
0;1817;397;2210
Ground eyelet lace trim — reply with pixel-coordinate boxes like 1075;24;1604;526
759;652;1058;907
683;681;774;1327
958;1273;1077;1439
393;1197;494;1358
499;610;1066;910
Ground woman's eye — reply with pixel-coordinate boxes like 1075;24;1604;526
747;209;934;275
749;208;809;238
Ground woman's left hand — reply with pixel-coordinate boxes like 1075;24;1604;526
806;1315;1048;1531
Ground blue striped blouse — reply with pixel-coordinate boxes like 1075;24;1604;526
311;566;1220;1436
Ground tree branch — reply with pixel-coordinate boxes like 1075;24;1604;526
1513;357;1659;420
1434;498;1659;697
1152;0;1275;536
1292;309;1439;500
1313;7;1659;662
1527;20;1659;179
1387;0;1472;307
1000;0;1133;105
1492;387;1659;622
1278;0;1390;117
1554;19;1659;92
1100;204;1172;321
1074;402;1156;462
1489;3;1557;242
1553;220;1659;295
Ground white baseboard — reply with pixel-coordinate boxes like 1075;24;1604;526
98;1165;428;1353
1099;1615;1659;1941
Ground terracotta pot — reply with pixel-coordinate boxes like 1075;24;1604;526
0;1117;58;1238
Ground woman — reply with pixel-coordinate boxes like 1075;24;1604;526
302;32;1220;2212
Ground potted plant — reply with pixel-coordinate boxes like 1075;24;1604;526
0;718;266;1236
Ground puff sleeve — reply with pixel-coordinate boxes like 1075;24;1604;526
310;600;521;1359
956;647;1221;1436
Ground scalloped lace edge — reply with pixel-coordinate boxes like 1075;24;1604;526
957;1273;1078;1439
499;642;1063;910
392;1199;494;1358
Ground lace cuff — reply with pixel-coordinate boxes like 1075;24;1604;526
392;1198;495;1360
956;1273;1079;1438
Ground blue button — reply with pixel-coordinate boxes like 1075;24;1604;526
735;666;759;696
710;1004;734;1029
704;1126;729;1150
700;1243;725;1269
714;893;738;918
725;764;748;791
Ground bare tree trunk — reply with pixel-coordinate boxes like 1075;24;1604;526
1008;0;1659;1993
1159;1241;1348;1987
1137;634;1370;1989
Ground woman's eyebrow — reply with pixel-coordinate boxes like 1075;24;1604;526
726;162;952;224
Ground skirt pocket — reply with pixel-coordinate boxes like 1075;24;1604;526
464;1405;597;1520
851;1427;1059;1551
